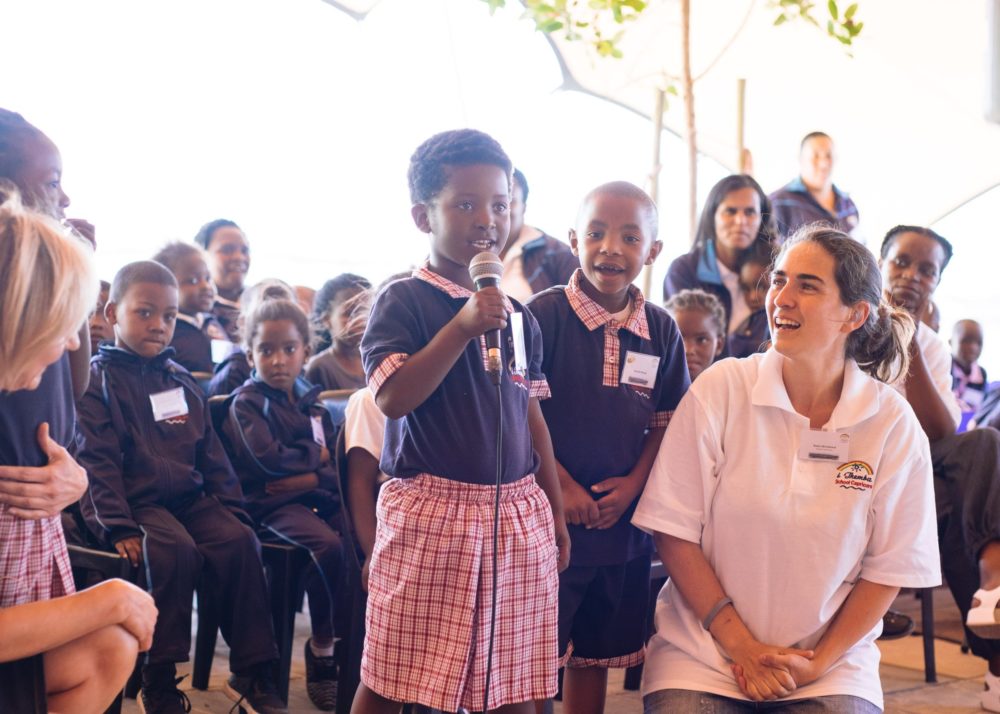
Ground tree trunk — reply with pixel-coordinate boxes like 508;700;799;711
681;0;697;243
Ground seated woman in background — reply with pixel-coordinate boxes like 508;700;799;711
636;226;940;713
663;174;777;359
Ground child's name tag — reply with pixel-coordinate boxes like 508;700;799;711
311;415;327;448
510;311;527;374
211;339;235;365
149;387;189;422
621;351;660;388
798;428;849;462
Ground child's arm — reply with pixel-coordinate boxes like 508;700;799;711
557;458;600;528
68;325;91;401
0;579;158;662
75;374;140;543
225;394;324;481
527;397;570;571
374;287;508;418
346;446;380;591
591;427;666;530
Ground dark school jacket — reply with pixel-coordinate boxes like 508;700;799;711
222;376;339;521
76;345;248;543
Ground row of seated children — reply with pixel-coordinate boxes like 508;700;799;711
74;261;352;713
78;126;747;714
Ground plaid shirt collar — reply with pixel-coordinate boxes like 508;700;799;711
413;265;514;313
565;269;650;340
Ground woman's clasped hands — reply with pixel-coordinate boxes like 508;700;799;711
728;636;819;701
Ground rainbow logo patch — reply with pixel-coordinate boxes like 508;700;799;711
835;460;874;491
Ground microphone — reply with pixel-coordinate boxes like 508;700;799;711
469;252;505;385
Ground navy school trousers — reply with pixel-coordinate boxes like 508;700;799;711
133;494;279;670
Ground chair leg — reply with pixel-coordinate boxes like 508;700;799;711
623;663;643;690
123;656;143;699
192;589;219;691
336;575;367;714
267;549;297;704
920;588;937;683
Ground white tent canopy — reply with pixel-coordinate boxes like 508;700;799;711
6;0;1000;364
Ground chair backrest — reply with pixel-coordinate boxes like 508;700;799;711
319;388;358;428
191;371;214;396
207;394;230;436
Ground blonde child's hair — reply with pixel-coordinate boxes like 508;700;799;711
0;182;98;391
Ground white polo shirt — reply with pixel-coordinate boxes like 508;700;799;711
632;349;940;708
344;388;386;466
892;325;962;425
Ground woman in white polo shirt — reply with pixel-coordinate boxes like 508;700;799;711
634;226;941;712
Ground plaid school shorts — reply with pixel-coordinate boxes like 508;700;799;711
361;473;559;711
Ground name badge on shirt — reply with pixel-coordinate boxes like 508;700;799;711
311;415;327;448
211;338;235;365
621;351;660;388
510;312;527;375
798;428;850;462
149;387;189;422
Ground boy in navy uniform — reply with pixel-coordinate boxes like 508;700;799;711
527;182;689;714
152;242;230;374
353;129;569;714
76;260;287;714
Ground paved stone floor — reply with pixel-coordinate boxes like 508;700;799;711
119;587;987;713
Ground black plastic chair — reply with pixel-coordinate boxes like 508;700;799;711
194;394;309;703
331;426;371;714
66;543;142;713
623;558;667;691
190;540;306;703
319;388;358;429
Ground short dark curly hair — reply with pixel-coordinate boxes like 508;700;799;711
193;218;242;250
152;241;203;275
0;109;44;181
407;129;512;204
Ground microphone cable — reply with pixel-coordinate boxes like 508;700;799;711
481;380;503;714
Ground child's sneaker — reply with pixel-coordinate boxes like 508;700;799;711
304;638;338;711
224;663;288;714
138;664;191;714
985;670;1000;713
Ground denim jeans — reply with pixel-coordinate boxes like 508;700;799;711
643;689;881;714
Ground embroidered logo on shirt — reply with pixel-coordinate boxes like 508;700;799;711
835;461;874;491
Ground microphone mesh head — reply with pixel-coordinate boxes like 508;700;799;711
469;251;504;283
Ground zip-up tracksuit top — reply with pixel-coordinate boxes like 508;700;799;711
221;375;339;521
76;345;248;543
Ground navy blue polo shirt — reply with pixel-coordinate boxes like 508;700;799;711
0;354;75;467
769;177;860;240
528;271;690;566
170;314;228;374
360;268;549;486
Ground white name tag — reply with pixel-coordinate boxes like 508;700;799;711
211;339;235;365
798;428;850;462
510;311;527;374
621;350;660;388
149;387;189;422
311;415;327;448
